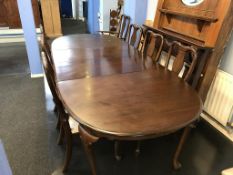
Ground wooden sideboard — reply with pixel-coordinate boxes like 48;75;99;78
144;0;233;102
0;0;40;28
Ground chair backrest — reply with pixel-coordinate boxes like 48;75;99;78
127;24;143;49
164;40;198;84
109;10;119;32
41;46;57;100
41;36;54;66
117;14;130;40
41;46;70;118
142;31;164;62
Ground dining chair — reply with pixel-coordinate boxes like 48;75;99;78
163;40;198;84
38;0;54;51
127;24;143;50
41;45;79;172
159;40;199;169
99;14;130;41
142;30;164;62
109;9;120;32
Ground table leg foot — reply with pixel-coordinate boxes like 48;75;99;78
135;141;141;157
79;125;99;175
173;160;182;170
173;126;191;170
114;141;122;161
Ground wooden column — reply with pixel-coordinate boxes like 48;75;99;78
40;0;62;37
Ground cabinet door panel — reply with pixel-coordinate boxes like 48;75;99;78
0;0;8;27
0;0;40;29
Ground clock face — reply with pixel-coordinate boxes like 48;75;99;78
182;0;204;6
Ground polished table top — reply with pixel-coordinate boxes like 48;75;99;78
52;34;202;139
52;34;153;82
58;67;202;139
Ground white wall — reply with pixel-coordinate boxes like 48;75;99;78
99;0;118;31
123;0;136;23
146;0;158;21
123;0;158;25
135;0;148;25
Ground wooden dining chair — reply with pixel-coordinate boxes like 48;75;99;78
109;9;120;32
142;30;164;62
38;0;54;51
163;40;198;84
99;14;130;40
117;15;130;40
160;40;199;169
41;45;79;172
127;24;143;49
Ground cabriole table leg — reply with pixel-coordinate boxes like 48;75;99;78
79;125;99;175
173;126;192;170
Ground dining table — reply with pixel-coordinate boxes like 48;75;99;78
51;34;203;175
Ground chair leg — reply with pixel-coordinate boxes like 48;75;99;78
173;126;191;170
57;124;64;145
114;141;122;161
56;115;61;130
79;125;99;175
135;141;141;157
62;122;73;172
53;103;58;113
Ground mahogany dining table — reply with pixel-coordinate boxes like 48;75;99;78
51;34;203;175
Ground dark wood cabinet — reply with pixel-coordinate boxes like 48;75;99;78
0;0;40;29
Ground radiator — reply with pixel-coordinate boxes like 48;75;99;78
204;70;233;128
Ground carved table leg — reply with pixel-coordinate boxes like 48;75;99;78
114;141;122;161
54;105;58;113
173;126;191;170
56;114;61;130
79;125;99;175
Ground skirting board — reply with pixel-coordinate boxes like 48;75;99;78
31;73;44;78
0;36;41;44
201;112;233;142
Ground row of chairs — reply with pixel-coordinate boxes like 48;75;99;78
40;15;198;172
100;14;198;86
41;39;79;172
99;14;144;50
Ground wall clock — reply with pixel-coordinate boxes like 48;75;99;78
182;0;204;6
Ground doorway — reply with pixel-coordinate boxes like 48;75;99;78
60;0;88;35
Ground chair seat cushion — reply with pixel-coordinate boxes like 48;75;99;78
68;117;79;134
222;167;233;175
